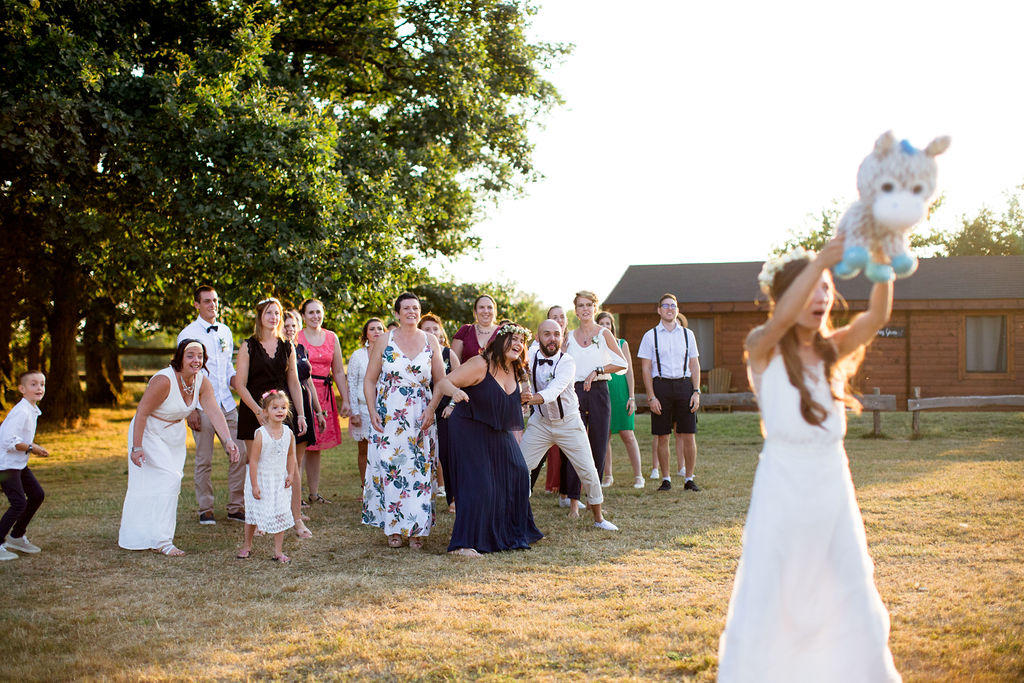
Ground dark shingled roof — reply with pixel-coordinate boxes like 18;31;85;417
604;255;1024;305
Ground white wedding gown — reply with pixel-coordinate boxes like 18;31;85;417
118;367;203;551
717;355;900;682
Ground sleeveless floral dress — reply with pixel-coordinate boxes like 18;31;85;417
361;330;436;538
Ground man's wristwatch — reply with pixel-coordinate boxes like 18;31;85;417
26;444;33;454
693;389;701;394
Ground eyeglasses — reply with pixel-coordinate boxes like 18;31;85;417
660;303;677;309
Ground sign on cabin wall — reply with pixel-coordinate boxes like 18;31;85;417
877;326;906;338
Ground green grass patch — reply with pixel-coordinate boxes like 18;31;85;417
0;408;1021;679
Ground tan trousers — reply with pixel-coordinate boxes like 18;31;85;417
192;408;247;515
520;413;603;506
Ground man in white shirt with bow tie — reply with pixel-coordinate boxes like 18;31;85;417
177;286;246;525
520;320;618;531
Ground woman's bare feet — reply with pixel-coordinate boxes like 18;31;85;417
448;548;481;558
387;534;403;548
409;537;424;550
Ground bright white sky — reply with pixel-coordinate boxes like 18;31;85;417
438;0;1024;307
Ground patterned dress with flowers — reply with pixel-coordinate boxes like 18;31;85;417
361;330;436;537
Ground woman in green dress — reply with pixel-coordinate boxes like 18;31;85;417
596;312;644;488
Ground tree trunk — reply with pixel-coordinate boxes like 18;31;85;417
27;307;46;373
84;301;118;406
41;267;87;425
103;310;123;395
0;298;12;410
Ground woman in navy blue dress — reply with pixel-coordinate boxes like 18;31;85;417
424;322;542;557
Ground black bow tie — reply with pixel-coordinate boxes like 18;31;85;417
537;357;554;366
206;325;219;333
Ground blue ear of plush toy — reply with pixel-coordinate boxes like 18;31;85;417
890;252;919;278
834;246;869;280
864;261;895;283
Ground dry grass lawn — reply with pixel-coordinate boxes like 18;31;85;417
1;406;1021;680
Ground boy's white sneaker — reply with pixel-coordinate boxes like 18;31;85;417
4;536;40;553
649;468;660;480
594;519;619;531
0;545;18;561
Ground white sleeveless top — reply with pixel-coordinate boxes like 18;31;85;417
751;354;845;448
150;366;203;422
566;330;614;382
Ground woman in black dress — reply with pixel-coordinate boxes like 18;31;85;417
284;310;326;538
418;313;460;511
425;322;541;557
234;298;307;466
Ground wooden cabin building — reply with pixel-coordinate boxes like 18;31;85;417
603;255;1024;404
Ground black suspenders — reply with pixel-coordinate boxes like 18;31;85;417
653;326;689;379
532;353;564;419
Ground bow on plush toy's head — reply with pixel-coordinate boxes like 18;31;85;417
834;130;951;282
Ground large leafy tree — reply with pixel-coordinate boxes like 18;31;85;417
0;1;565;423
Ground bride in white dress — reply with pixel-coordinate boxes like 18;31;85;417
718;237;901;682
119;340;240;556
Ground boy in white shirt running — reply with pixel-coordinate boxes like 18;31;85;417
0;371;49;560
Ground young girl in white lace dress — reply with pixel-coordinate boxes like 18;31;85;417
717;235;901;682
237;390;298;563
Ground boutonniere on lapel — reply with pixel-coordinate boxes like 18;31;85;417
218;336;228;353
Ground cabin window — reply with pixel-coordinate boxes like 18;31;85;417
688;318;715;371
965;315;1007;373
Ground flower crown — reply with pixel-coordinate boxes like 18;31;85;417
495;323;531;341
757;247;815;293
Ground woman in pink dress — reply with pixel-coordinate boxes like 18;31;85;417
451;295;499;363
297;298;351;504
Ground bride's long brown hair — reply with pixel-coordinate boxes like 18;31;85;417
768;258;863;427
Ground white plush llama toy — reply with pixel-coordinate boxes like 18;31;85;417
834;131;951;282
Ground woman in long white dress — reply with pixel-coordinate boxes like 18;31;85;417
717;237;901;682
119;340;240;556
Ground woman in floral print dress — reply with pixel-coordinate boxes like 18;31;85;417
361;292;445;549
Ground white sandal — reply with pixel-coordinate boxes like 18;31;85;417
154;543;185;556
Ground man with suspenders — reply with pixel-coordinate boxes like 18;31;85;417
637;293;701;492
520;320;619;530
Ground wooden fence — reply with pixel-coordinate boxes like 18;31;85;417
635;388;997;440
906;387;1024;437
77;346;177;384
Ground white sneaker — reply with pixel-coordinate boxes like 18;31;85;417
633;476;645;489
601;476;613;488
558;497;570;508
650;468;660;480
677;469;687;477
436;486;446;498
0;544;18;561
594;519;619;531
4;535;40;553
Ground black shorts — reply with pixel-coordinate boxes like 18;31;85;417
650;377;697;435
